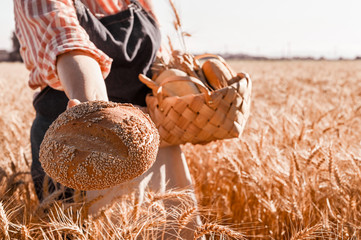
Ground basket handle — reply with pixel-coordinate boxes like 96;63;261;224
194;53;237;77
138;74;159;92
156;76;212;105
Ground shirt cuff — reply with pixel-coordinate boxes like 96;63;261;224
40;34;113;90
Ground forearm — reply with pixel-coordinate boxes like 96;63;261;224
56;50;108;102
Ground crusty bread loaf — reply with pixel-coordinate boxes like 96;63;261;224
155;69;201;97
202;59;235;90
39;101;160;191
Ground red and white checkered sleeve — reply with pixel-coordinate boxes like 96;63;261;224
14;0;112;90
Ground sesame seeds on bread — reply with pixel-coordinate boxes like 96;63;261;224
39;101;160;190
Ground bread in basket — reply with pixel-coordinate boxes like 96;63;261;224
139;51;252;146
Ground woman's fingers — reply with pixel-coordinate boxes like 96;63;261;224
67;99;81;109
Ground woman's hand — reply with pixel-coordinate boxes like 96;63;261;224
67;99;81;109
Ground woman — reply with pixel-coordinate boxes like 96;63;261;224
14;0;200;238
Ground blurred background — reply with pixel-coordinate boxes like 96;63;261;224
1;0;361;61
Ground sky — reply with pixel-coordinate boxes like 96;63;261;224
1;0;361;59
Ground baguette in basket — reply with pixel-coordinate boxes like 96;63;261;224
139;52;252;146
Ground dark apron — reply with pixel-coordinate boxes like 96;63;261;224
30;0;161;201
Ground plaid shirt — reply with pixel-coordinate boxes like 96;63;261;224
14;0;152;90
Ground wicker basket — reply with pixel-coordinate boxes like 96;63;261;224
139;69;252;146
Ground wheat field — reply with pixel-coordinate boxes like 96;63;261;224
1;60;361;239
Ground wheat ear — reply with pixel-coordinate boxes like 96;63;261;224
194;223;246;239
290;224;323;240
177;207;196;234
20;225;33;240
0;202;11;240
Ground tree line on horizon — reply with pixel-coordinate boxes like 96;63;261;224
1;31;360;62
0;31;22;62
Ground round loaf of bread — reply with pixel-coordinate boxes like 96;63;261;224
39;101;160;191
202;59;235;90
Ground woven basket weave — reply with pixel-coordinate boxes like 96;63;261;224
141;71;252;146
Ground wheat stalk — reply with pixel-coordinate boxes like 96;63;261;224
46;204;87;240
225;157;243;180
290;224;323;240
306;146;321;165
333;164;343;189
242;140;256;160
350;154;361;177
20;225;33;240
177;207;196;234
0;202;11;240
168;0;188;51
289;153;296;184
35;189;64;213
152;190;192;202
194;223;246;239
316;157;326;170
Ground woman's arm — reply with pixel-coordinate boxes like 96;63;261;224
56;50;108;102
14;0;112;91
